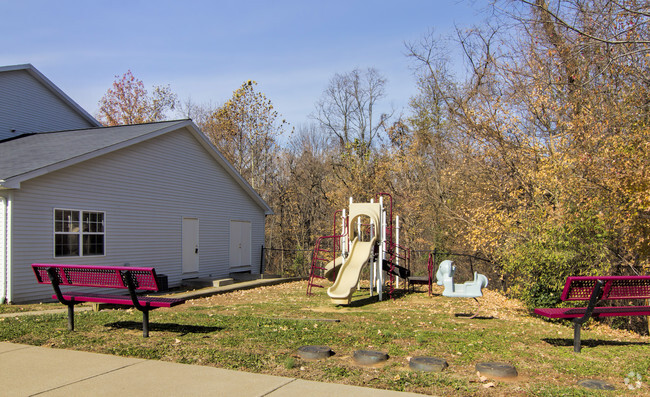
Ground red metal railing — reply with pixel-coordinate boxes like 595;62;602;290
384;240;410;299
306;211;348;296
426;252;434;296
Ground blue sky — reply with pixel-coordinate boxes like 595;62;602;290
1;0;485;127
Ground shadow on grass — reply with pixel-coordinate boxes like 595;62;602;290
338;287;443;307
105;321;223;336
390;289;414;299
454;313;495;320
406;287;443;297
542;338;649;348
346;295;380;307
345;288;414;307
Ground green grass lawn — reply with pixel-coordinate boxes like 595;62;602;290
1;281;648;395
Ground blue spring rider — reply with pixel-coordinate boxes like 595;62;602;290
435;260;488;318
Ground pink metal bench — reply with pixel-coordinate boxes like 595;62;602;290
534;276;650;352
32;264;185;337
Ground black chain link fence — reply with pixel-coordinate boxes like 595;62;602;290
262;247;313;278
409;249;502;291
262;246;502;290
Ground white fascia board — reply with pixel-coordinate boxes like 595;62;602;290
0;192;12;303
0;195;6;303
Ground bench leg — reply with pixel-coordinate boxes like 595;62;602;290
67;304;75;331
142;310;149;338
573;321;582;353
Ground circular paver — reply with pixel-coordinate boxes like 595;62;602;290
475;362;518;379
578;379;615;390
409;356;449;372
297;345;334;360
353;350;389;365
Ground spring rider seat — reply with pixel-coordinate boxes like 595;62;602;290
435;260;488;318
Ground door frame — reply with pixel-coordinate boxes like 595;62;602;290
182;217;199;274
229;220;251;271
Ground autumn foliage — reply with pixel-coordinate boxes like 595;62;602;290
403;0;650;307
96;70;176;126
95;1;649;314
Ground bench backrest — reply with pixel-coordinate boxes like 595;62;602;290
562;276;650;301
32;264;159;291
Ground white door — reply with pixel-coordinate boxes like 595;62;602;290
182;217;199;274
230;220;251;269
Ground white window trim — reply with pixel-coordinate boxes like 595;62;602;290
53;208;106;258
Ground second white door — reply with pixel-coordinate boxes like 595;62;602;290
230;220;251;269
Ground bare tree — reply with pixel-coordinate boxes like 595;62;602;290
312;68;390;152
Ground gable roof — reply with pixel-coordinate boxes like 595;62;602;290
0;119;272;215
0;64;101;129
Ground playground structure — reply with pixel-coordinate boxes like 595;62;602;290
306;194;490;308
307;193;411;304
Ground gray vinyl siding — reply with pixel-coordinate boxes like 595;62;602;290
0;70;95;140
9;127;266;302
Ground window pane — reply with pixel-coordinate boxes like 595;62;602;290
54;210;104;257
83;234;104;256
55;210;79;233
55;234;79;257
83;211;104;233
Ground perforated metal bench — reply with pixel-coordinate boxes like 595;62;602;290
32;264;186;337
534;276;650;352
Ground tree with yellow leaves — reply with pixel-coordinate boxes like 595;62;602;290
405;0;649;309
201;80;290;197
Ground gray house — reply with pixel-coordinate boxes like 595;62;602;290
0;64;272;303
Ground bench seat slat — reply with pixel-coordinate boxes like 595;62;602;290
56;292;185;308
32;264;160;291
562;276;650;301
534;306;650;319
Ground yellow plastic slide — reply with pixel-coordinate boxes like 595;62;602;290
324;256;344;282
327;236;376;305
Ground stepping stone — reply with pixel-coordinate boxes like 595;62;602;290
578;379;615;390
409;356;448;372
353;350;389;365
475;362;518;379
297;345;333;360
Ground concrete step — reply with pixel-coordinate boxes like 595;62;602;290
230;273;280;281
181;278;234;288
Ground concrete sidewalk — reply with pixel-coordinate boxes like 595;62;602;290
1;342;426;397
1;278;426;396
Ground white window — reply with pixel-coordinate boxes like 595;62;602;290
54;209;105;257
